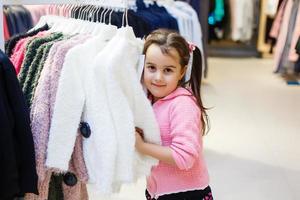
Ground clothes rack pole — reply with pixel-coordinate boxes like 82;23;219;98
0;0;128;51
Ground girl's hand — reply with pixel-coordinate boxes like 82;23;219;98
134;127;176;165
135;127;145;153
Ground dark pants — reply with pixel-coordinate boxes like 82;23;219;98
146;186;213;200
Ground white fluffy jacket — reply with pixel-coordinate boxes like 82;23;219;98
46;26;161;195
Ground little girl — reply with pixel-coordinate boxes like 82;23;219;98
135;29;213;200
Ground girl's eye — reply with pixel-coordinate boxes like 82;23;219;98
147;66;156;71
164;68;173;73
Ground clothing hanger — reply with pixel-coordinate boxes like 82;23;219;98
103;7;111;24
55;4;60;15
69;5;89;33
121;7;129;27
85;5;94;21
61;4;67;16
77;5;84;19
91;6;106;35
67;4;75;18
99;7;107;23
78;10;95;34
87;5;96;21
93;6;119;36
82;5;91;20
70;4;77;18
70;4;76;18
91;5;99;22
108;8;114;25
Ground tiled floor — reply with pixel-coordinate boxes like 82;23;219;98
90;58;300;200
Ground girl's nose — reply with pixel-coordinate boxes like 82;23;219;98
154;72;163;82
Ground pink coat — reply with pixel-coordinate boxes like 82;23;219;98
273;0;300;70
288;2;300;62
147;87;210;199
273;0;293;70
270;0;288;39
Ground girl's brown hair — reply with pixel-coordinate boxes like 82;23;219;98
143;29;209;135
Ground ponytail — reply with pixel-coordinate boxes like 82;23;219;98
188;46;210;136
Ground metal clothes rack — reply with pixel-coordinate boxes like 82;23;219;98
0;0;128;51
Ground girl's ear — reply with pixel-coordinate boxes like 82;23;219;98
180;65;187;80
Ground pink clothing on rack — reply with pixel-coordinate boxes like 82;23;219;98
288;2;300;62
147;87;209;199
3;14;10;40
24;5;49;25
273;0;293;71
229;0;236;40
270;0;288;39
10;31;48;75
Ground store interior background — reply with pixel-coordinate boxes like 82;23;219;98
1;0;299;199
115;1;300;199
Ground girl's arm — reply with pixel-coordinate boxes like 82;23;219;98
135;131;176;166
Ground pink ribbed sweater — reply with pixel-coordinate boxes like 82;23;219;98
147;87;209;199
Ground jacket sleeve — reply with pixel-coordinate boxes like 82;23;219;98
169;96;202;170
118;39;161;145
46;49;85;171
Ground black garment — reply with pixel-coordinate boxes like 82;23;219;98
0;50;38;199
199;0;209;77
5;23;49;57
3;6;33;40
296;36;300;55
135;0;179;34
72;5;172;38
294;57;300;73
48;174;64;200
145;186;213;200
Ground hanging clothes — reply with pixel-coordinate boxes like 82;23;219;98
3;14;11;40
26;34;90;200
0;50;38;199
5;23;49;58
183;0;201;18
20;2;206;78
10;31;48;76
24;5;51;25
273;0;300;73
46;24;161;195
162;1;206;77
230;0;254;42
5;10;162;198
3;6;34;39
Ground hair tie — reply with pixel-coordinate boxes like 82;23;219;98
188;42;196;53
185;43;195;82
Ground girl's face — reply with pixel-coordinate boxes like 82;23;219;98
143;44;186;102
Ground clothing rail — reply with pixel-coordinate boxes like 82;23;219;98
0;0;129;51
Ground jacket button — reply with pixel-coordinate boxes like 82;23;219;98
63;172;77;186
80;122;91;138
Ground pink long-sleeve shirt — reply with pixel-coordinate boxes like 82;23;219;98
147;87;209;199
